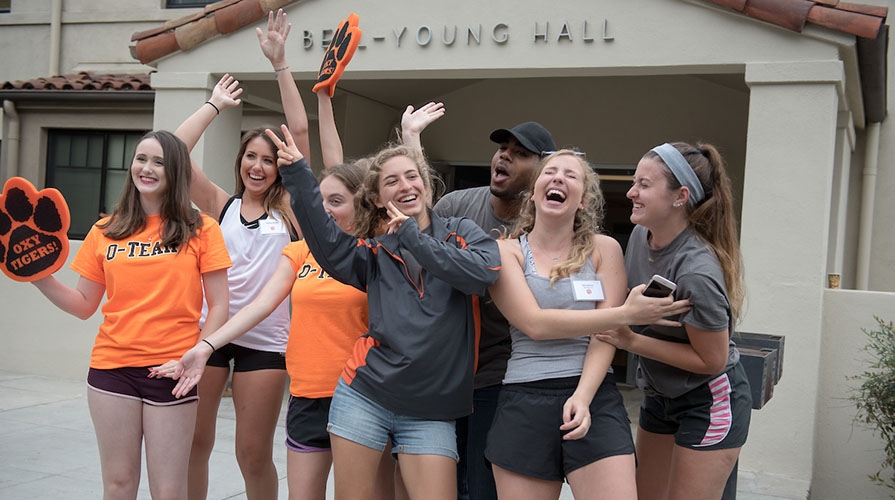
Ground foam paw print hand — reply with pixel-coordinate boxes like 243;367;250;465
312;13;362;97
0;177;71;282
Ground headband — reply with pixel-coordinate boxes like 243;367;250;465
651;143;705;207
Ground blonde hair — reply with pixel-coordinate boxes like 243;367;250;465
510;150;605;286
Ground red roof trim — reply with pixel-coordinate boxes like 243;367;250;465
1;72;153;91
705;0;887;38
131;0;297;64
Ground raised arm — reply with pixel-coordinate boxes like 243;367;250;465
489;239;691;340
173;74;242;151
173;74;242;217
313;12;362;168
257;8;311;163
400;102;445;151
317;91;344;169
268;125;369;290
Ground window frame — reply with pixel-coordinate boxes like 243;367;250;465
46;129;148;239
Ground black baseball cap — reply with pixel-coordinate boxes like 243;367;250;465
489;121;556;156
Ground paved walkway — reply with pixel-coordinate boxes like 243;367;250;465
0;369;790;499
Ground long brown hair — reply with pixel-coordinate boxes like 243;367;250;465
510;150;605;286
235;128;298;239
353;144;436;239
643;141;745;321
99;130;202;248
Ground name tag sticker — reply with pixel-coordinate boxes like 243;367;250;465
572;279;604;301
259;218;286;235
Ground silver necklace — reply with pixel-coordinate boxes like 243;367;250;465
529;235;569;261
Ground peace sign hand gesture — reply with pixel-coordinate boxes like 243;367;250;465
386;201;409;235
265;124;305;167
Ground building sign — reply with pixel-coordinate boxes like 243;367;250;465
302;20;614;50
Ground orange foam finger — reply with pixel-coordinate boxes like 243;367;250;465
326;25;361;97
312;13;362;96
0;177;71;282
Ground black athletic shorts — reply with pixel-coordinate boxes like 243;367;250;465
485;374;634;481
638;362;751;450
206;342;285;372
285;395;332;452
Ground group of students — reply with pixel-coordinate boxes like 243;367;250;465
21;8;753;500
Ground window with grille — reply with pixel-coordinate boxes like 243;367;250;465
46;130;147;239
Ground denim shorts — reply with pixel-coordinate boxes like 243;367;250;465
327;378;458;461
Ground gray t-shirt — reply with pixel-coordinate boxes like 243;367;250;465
625;225;739;398
434;186;512;389
503;234;594;384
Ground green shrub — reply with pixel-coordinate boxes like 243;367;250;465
851;316;895;497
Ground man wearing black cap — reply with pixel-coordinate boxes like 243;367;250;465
434;121;556;500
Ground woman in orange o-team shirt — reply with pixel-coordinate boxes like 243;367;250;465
29;130;232;499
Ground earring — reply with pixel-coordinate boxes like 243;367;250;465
673;202;683;208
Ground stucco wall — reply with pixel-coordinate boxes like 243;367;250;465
0;0;181;82
2;1;895;498
813;289;895;500
0;241;100;380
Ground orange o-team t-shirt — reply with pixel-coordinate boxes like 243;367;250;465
282;240;368;398
71;214;232;369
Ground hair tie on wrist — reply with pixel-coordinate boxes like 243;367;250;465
202;338;217;351
205;101;220;115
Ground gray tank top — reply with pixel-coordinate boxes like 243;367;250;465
503;234;600;384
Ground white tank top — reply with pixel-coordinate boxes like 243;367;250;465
200;197;291;352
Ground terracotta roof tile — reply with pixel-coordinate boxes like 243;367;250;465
706;0;888;38
132;0;297;64
1;72;153;91
132;0;888;66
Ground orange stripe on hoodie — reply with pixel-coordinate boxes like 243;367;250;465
341;335;380;385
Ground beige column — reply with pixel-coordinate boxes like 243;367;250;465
738;60;843;496
828;111;855;286
151;72;243;194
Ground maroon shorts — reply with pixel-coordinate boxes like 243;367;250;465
87;367;198;406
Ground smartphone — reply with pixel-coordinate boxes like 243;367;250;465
643;274;677;298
